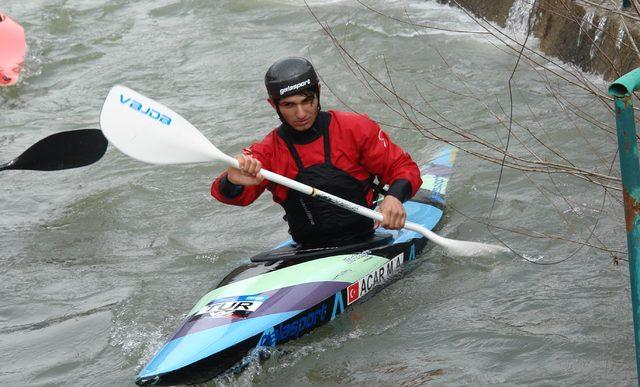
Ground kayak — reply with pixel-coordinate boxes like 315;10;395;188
135;145;458;386
136;146;457;385
0;12;25;86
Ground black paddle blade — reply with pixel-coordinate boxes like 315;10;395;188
0;129;108;171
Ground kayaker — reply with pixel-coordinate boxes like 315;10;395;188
211;57;422;248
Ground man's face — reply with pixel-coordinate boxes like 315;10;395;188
270;91;319;131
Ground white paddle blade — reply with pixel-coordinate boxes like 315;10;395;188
100;85;226;165
439;238;509;258
408;223;509;257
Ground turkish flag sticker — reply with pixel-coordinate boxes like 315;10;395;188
347;282;360;305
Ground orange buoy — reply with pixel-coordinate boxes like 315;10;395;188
0;12;26;86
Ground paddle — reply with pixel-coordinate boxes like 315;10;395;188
100;85;508;257
0;129;108;171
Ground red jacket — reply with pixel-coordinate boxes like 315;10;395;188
211;110;422;206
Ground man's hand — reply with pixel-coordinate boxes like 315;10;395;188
375;195;406;230
226;154;264;186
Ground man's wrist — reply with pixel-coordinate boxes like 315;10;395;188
386;179;412;202
220;174;244;198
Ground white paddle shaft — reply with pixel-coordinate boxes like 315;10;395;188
225;156;446;243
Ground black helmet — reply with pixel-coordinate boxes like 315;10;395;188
265;57;319;100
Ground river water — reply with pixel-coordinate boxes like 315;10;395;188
0;0;635;385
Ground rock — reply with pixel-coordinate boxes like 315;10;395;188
442;0;640;80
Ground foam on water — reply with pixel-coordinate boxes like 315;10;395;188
0;0;633;385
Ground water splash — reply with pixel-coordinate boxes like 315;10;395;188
522;254;544;263
590;15;607;59
506;0;536;39
616;24;625;49
577;10;595;47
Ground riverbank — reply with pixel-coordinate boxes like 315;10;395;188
443;0;640;80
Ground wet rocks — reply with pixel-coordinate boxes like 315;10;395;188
441;0;640;80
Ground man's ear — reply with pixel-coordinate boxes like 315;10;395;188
267;98;276;109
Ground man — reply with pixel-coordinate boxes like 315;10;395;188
211;57;422;248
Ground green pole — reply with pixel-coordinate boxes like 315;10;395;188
609;67;640;382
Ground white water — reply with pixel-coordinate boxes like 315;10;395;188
0;0;634;385
591;15;608;59
616;23;626;49
506;0;537;38
578;10;596;47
